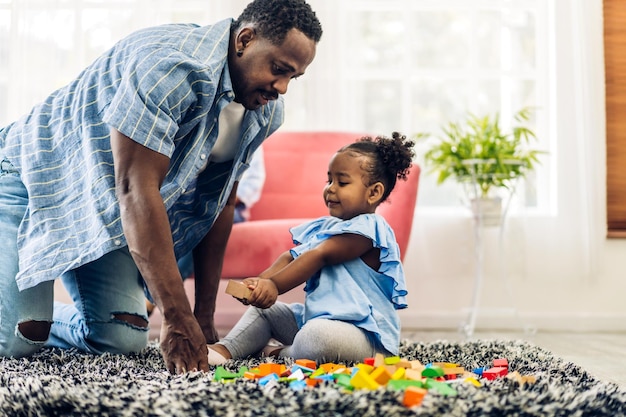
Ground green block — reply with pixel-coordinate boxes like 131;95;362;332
235;366;249;377
386;379;424;391
214;366;240;381
421;366;445;378
425;379;457;396
334;373;353;390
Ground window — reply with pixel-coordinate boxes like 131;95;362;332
286;0;552;212
0;0;551;212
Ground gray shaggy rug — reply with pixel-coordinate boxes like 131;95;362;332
1;339;625;416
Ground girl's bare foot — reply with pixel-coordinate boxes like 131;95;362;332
261;344;284;358
207;343;232;365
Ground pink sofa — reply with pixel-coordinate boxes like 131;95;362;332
221;131;421;279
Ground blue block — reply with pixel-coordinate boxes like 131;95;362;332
258;373;279;386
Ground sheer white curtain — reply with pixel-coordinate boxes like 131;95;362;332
0;0;603;265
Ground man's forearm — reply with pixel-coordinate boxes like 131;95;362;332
119;188;191;319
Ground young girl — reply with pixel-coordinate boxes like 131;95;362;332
208;132;415;365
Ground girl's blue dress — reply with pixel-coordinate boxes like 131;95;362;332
288;213;408;355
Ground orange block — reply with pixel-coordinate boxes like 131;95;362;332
257;363;285;376
306;378;322;387
370;366;393;385
319;363;340;373
295;359;317;369
403;386;427;407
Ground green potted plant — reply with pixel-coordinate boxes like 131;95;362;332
423;107;544;225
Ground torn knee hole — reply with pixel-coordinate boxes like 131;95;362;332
113;313;148;328
18;320;52;342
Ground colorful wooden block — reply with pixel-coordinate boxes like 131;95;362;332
482;366;508;380
422;366;444;378
373;353;385;367
225;280;252;300
370;366;393;385
295;359;317;369
350;369;380;390
403;386;427;407
493;358;509;368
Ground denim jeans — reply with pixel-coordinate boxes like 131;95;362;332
0;158;148;358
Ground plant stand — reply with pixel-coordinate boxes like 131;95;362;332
459;159;535;338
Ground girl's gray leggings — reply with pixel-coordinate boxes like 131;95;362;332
220;301;386;363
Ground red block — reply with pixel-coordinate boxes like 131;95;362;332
483;366;508;380
493;358;509;368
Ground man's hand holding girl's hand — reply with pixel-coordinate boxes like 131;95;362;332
241;277;278;308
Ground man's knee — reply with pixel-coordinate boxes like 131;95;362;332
93;313;149;354
113;313;149;329
0;320;51;358
18;320;52;342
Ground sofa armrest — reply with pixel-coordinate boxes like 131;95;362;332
221;218;312;279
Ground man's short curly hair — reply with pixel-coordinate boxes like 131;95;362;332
233;0;323;45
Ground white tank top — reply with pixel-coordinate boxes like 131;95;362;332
210;101;245;163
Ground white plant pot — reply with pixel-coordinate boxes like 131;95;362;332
470;196;502;227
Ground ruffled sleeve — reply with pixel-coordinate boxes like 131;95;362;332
290;214;408;309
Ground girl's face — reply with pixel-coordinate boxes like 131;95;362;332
323;151;381;220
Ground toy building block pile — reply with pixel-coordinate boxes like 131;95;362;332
212;353;536;408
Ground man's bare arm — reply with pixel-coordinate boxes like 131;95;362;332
110;128;208;374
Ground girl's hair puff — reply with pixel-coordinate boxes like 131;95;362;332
340;132;415;203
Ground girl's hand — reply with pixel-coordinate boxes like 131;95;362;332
242;277;278;309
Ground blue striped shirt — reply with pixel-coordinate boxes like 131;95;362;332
0;19;284;290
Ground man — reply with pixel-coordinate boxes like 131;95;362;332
0;0;322;374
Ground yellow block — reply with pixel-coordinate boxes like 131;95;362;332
391;367;406;380
384;356;401;365
356;363;374;374
464;376;482;387
350;369;380;390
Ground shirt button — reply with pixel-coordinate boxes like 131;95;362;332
200;154;207;160
114;239;122;246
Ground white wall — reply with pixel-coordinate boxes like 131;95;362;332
399;0;626;333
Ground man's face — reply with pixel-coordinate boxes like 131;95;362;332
229;28;317;110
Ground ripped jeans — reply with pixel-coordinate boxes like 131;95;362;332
0;159;148;358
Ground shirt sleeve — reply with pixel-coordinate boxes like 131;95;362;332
102;46;216;157
290;214;408;309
